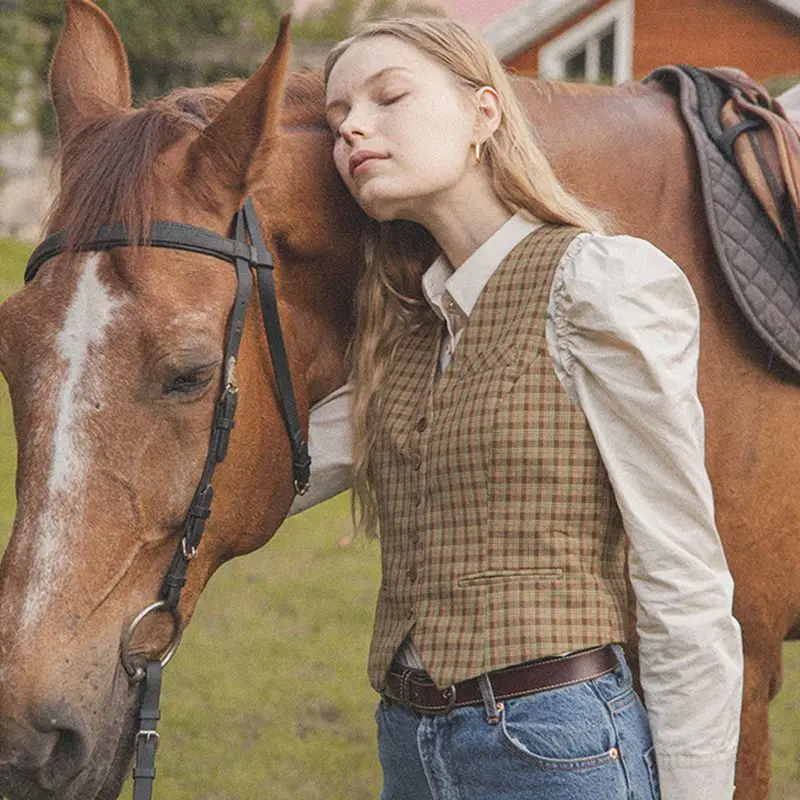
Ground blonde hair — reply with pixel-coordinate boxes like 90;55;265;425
324;17;610;537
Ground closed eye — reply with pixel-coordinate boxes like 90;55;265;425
379;93;407;106
164;370;216;397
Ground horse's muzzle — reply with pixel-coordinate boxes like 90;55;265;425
0;701;89;797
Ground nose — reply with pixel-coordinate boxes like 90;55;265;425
339;108;370;145
0;701;89;790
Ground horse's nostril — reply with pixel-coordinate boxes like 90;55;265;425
30;704;89;788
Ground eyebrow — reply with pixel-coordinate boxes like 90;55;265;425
325;66;414;117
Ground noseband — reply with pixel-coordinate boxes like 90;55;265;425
24;197;311;800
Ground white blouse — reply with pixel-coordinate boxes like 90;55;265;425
289;213;743;800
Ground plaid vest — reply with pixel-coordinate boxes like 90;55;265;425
368;224;627;691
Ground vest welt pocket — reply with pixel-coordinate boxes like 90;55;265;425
457;341;525;378
457;567;564;587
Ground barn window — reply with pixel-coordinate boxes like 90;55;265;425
539;0;633;85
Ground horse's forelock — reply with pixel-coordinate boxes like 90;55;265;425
46;72;328;267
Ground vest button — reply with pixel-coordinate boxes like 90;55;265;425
406;606;414;619
410;530;420;543
416;417;428;432
413;454;422;470
407;566;417;581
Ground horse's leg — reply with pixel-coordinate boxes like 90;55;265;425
735;637;782;800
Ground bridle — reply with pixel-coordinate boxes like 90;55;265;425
23;197;311;800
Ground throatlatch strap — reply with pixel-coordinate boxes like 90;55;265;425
245;198;311;493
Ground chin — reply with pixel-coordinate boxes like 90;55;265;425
353;180;411;223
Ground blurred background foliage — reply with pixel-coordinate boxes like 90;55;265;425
0;8;47;135
0;0;438;137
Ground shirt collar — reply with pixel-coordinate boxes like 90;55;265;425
421;211;543;321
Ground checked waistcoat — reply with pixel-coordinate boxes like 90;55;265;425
367;224;628;691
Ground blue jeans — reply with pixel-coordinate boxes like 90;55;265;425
376;646;660;800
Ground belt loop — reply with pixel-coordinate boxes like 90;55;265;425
478;673;501;724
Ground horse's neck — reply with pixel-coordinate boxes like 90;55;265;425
514;77;692;241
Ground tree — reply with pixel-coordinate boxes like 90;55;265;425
295;0;442;43
0;9;46;135
20;0;288;102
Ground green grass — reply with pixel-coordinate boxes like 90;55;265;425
124;496;383;800
1;237;800;798
0;238;23;542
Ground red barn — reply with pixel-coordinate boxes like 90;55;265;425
479;0;800;83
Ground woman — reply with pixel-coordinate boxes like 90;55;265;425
291;16;743;800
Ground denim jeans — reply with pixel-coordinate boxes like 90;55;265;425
376;645;660;800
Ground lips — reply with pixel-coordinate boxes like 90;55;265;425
349;150;389;177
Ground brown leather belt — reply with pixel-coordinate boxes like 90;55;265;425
383;644;619;715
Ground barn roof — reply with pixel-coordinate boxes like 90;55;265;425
484;0;800;60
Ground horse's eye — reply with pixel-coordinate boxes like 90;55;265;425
165;371;214;396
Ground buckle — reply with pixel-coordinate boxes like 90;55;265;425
136;730;160;750
432;685;457;716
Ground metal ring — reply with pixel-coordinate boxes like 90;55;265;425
120;601;183;683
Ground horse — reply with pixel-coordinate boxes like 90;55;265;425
0;1;798;798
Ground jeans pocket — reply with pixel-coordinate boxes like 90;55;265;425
498;692;619;771
644;746;661;798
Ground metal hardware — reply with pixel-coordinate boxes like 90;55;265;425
222;356;238;398
136;730;160;749
435;685;457;715
181;537;198;561
121;601;183;682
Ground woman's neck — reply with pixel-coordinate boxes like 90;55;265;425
405;174;513;268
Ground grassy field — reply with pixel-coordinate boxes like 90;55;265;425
0;237;799;798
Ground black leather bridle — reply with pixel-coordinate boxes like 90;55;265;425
24;197;311;800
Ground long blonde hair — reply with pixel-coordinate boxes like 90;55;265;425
324;17;610;537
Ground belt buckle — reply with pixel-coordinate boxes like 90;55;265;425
427;684;457;716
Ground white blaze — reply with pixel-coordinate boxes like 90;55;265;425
20;253;123;629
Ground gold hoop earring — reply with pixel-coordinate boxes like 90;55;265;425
474;141;482;163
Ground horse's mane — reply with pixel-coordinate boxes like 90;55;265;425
48;70;328;252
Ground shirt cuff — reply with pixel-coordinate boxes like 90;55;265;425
656;749;738;800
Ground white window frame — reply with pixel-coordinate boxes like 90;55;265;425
538;0;634;85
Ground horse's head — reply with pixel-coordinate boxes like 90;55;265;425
0;1;361;797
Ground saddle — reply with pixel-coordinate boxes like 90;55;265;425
647;65;800;375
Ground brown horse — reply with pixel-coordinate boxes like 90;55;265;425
0;1;798;798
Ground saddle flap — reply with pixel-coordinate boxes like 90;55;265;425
705;67;800;256
646;65;800;378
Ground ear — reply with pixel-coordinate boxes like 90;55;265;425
49;0;132;144
474;86;502;143
186;15;292;203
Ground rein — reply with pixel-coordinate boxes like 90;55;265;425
24;197;311;800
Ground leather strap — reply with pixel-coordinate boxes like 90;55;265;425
246;198;311;494
132;661;163;800
24;220;265;284
384;645;619;715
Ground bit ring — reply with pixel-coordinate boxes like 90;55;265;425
120;601;183;683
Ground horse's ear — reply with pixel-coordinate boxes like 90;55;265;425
187;15;292;201
49;0;132;143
